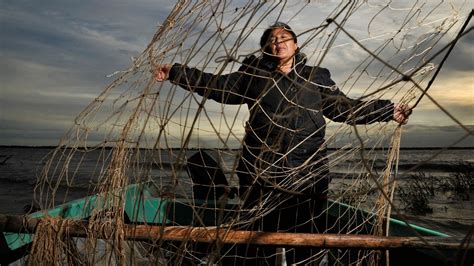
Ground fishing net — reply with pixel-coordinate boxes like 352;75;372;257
21;1;472;265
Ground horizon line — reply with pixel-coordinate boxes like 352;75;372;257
1;145;473;150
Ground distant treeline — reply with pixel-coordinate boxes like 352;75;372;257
1;145;473;151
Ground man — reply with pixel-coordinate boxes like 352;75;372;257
155;22;410;264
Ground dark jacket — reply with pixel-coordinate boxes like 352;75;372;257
169;53;393;153
169;54;393;194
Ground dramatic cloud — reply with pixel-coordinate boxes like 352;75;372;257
1;1;472;147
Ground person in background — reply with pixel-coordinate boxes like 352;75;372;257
155;22;411;265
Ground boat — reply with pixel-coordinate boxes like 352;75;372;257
1;181;470;265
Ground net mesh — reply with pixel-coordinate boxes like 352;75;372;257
23;1;472;265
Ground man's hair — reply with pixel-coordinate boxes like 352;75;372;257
259;22;298;55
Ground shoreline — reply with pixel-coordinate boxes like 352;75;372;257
1;145;473;150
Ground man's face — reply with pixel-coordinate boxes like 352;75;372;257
269;28;298;62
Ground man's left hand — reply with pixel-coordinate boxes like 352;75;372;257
393;104;412;125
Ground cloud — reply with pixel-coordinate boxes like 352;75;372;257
400;124;474;147
0;1;472;148
436;28;474;73
1;1;169;146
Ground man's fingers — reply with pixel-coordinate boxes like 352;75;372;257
154;64;171;81
154;68;166;81
393;103;412;124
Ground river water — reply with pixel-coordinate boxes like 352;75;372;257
1;146;472;237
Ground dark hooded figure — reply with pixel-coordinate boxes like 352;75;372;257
155;22;410;265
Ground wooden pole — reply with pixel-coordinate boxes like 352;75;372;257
0;214;471;250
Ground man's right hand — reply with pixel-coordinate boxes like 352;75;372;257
154;64;172;81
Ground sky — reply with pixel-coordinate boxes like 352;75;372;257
1;0;473;148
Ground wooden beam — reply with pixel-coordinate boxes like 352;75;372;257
0;214;471;250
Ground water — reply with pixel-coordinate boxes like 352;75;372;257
0;146;472;236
